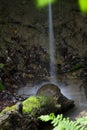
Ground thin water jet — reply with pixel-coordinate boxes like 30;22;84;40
48;0;57;83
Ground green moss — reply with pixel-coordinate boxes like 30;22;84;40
1;105;16;114
23;96;40;114
0;96;60;117
22;96;50;115
79;0;87;13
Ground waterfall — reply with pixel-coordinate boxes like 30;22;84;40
48;0;57;82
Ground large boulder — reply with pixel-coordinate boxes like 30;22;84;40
37;83;74;112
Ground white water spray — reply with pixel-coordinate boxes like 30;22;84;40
48;0;57;82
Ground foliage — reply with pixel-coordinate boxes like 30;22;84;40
0;82;4;90
78;0;87;13
38;113;56;121
39;113;87;130
36;0;56;8
71;63;84;72
36;0;87;13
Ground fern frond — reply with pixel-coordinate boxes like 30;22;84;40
38;113;55;122
76;116;87;126
39;113;87;130
38;115;51;121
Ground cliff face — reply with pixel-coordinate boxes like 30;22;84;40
0;0;87;61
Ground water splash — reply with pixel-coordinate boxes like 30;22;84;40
48;1;57;82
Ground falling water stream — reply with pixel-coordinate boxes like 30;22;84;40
48;1;56;82
17;1;57;97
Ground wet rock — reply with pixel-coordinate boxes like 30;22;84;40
37;83;74;112
37;83;61;99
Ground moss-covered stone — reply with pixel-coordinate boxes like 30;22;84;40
0;95;60;117
0;92;74;130
1;105;16;114
22;96;61;116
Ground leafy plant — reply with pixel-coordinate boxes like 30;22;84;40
39;113;87;130
0;82;4;90
36;0;87;13
36;0;56;8
79;0;87;13
71;63;84;72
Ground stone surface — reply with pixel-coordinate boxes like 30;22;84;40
37;83;74;111
37;83;61;99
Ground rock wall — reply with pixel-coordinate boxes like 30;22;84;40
0;0;87;61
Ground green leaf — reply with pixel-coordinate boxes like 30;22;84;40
79;0;87;13
38;115;51;121
39;113;55;121
76;116;87;126
36;0;56;8
39;113;87;130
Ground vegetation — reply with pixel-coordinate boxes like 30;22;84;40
71;63;84;72
0;96;60;116
39;113;87;130
23;95;60;115
79;0;87;13
0;82;4;91
23;96;41;115
36;0;87;13
36;0;56;8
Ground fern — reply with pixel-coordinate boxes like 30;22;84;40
38;113;55;122
39;113;87;130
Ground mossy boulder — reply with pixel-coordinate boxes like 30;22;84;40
23;96;61;116
1;95;61;116
0;95;61;130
